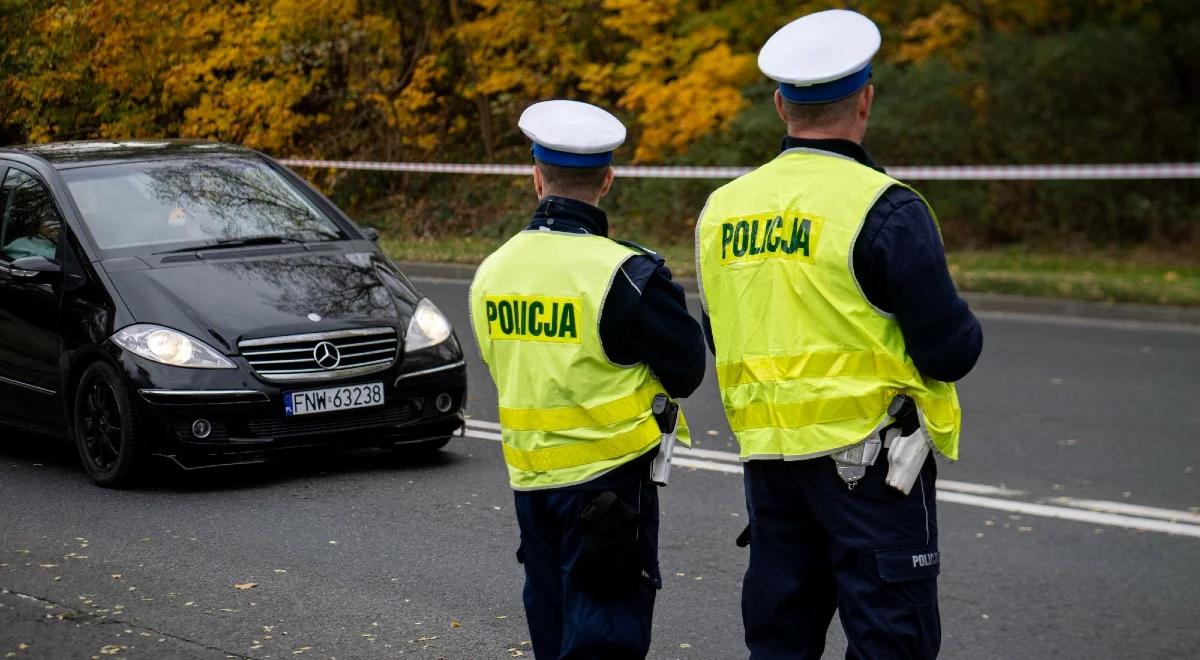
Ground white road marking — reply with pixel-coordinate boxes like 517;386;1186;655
675;446;741;462
462;420;1200;538
672;457;745;475
1047;497;1200;525
935;479;1025;497
938;492;1200;539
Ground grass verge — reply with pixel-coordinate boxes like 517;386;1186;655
380;236;1200;307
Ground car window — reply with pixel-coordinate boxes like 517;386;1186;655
60;157;345;252
0;169;61;262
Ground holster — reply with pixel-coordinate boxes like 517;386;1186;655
882;395;930;496
649;394;680;486
571;491;642;597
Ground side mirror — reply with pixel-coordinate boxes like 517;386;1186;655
9;255;62;280
362;227;381;243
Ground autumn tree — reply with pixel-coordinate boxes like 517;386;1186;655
1;0;755;163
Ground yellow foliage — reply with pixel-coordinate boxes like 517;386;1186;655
453;0;755;162
894;4;975;66
2;0;1134;165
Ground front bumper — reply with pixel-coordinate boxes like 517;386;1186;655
120;351;467;468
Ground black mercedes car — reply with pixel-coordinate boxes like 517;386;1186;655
0;140;466;486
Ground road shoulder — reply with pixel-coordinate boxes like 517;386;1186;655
397;260;1200;326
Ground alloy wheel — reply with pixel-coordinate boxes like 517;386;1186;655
80;378;123;472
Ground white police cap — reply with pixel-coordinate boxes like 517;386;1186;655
518;100;626;168
758;9;881;104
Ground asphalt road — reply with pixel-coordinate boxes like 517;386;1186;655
2;276;1198;660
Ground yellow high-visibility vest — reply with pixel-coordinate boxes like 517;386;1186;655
696;148;961;460
470;230;689;490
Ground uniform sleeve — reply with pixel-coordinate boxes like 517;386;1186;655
853;186;983;383
599;255;707;399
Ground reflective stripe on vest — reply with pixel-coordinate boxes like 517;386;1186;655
499;383;662;432
717;351;915;388
470;231;686;490
502;419;662;473
697;149;962;460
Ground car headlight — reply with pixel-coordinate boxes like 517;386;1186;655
112;324;236;369
405;298;452;352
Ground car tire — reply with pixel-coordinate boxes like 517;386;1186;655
73;361;144;487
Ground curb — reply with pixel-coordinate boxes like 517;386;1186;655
398;260;1200;327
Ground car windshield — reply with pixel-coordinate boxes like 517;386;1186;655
60;157;344;251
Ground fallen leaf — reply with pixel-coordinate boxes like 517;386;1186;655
450;620;461;628
274;569;287;574
234;583;258;591
98;645;125;655
292;647;312;655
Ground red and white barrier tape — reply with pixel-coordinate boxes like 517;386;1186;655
278;158;1200;181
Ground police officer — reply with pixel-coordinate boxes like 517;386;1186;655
470;99;705;659
694;10;983;659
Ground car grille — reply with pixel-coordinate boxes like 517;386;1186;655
239;327;400;383
173;400;422;443
245;402;418;438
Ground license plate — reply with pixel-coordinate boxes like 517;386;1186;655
284;382;384;417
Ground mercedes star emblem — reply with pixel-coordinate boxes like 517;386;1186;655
313;341;341;370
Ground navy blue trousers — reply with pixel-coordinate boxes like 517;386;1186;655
514;474;661;660
742;454;941;660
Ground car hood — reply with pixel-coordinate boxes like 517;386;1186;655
102;246;422;354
